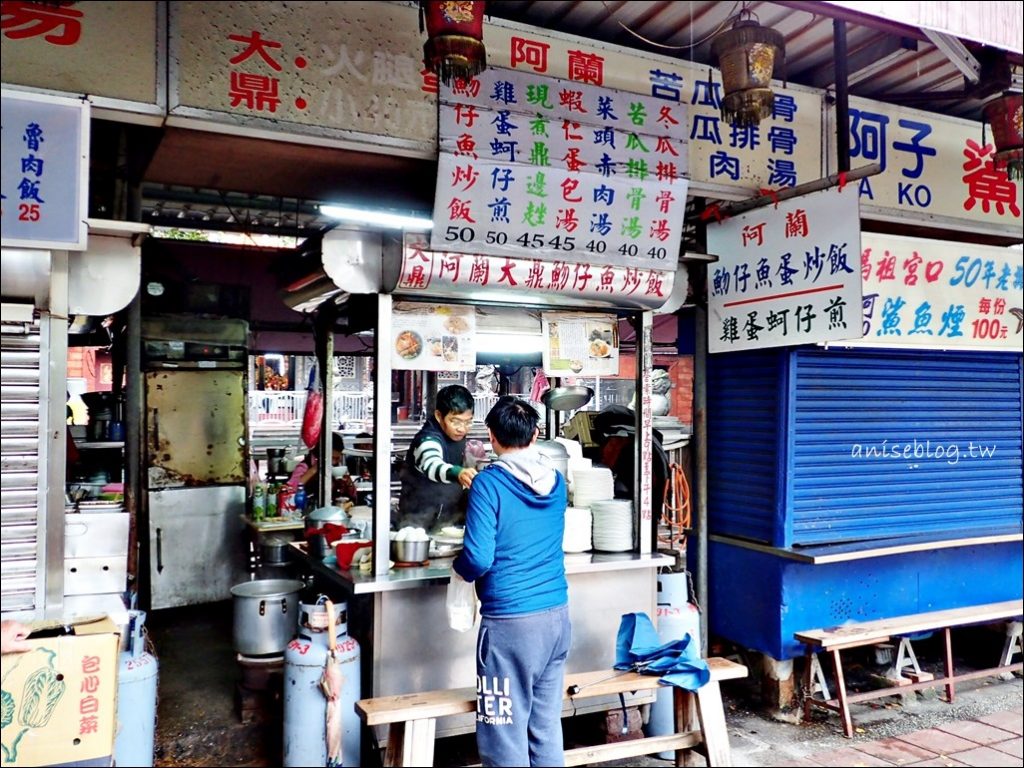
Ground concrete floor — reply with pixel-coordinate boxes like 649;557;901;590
147;601;1022;767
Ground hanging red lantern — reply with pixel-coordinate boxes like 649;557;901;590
420;1;487;87
983;92;1023;182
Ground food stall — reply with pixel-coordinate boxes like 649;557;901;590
283;225;684;737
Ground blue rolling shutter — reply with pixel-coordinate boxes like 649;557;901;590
788;348;1023;546
708;349;787;545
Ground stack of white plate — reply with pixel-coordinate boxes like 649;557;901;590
571;466;614;508
562;506;592;553
591;499;633;552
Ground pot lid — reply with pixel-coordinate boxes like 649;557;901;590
308;505;347;522
542;385;594;412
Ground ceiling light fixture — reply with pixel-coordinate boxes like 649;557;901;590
319;204;433;231
420;0;487;86
710;7;785;126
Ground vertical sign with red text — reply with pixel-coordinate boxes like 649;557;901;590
432;66;688;268
1;89;89;250
706;187;863;353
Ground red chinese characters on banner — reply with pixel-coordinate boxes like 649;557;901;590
962;139;1022;218
1;1;82;46
510;36;608;87
399;241;671;305
79;653;102;736
226;29;310;114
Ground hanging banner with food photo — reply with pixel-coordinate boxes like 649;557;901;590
541;312;619;377
392;302;477;372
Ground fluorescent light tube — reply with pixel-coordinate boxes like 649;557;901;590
319;204;433;230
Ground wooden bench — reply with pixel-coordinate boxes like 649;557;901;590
355;656;747;767
796;599;1024;738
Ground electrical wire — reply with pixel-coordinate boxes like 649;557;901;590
659;461;691;551
600;0;742;51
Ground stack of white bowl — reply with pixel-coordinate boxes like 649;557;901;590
562;506;593;553
591;499;634;552
570;466;614;509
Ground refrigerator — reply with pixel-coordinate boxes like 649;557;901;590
142;318;250;610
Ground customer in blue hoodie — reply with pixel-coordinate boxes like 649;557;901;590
453;396;570;767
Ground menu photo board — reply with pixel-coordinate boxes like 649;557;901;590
392;302;477;372
541;312;619;377
706;186;864;353
432;66;689;269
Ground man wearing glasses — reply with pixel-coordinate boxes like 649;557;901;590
396;384;479;533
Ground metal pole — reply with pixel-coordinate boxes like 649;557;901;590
834;19;851;173
694;303;709;655
715;162;880;219
634;311;653;555
372;294;393;577
42;250;69;619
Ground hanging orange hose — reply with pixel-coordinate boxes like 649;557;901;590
660;462;691;551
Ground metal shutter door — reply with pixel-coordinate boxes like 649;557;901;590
1;319;44;613
789;348;1024;546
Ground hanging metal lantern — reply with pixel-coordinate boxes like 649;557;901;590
420;1;487;87
983;93;1023;181
710;10;785;127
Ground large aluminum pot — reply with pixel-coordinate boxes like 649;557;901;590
230;579;304;656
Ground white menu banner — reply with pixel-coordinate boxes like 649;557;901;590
707;187;864;353
843;233;1023;352
431;67;689;268
392;303;477;372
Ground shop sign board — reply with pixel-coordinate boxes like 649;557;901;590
0;0;161;110
541;312;620;377
167;1;822;190
399;235;676;311
838;97;1022;229
391;302;477;372
1;89;89;250
838;233;1023;352
706;186;863;353
432;67;688;268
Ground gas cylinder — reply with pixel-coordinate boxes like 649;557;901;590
645;571;701;758
114;610;159;767
284;599;361;767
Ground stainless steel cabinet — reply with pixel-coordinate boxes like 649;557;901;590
148;486;248;610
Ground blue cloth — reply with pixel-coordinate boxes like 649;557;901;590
453;465;568;616
614;612;710;691
474;605;571;767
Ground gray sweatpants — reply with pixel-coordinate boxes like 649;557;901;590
475;604;572;767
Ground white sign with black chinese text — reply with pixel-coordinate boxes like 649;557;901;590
391;303;477;372
706;187;863;353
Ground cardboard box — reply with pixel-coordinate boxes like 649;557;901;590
1;617;120;767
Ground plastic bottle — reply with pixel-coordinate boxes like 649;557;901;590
294;486;307;516
252;484;265;521
266;483;278;518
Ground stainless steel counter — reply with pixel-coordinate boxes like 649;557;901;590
289;543;670;594
289;543;669;738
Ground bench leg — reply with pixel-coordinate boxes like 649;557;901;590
999;621;1022;681
828;648;854;739
694;681;732;767
384;718;437;768
943;627;955;703
674;686;698;768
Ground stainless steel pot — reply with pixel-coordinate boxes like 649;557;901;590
230;579;304;656
260;535;292;565
306;505;347;530
535;439;570;479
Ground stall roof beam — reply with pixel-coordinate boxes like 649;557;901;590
922;29;981;84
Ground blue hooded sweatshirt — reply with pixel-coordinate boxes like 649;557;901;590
452;446;568;617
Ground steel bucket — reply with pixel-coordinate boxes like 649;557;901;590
230;579;304;656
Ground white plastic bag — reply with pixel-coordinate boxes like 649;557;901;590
446;572;478;633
